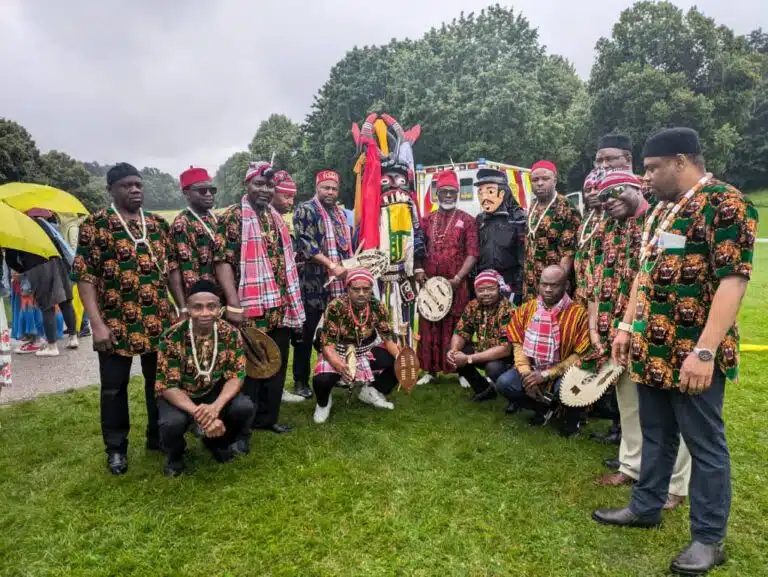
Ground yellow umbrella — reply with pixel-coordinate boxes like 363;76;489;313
0;202;59;258
0;182;89;215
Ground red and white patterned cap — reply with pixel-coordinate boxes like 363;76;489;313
345;268;374;287
598;170;642;194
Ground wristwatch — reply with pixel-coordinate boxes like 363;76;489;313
467;356;474;365
692;347;715;362
617;321;633;334
541;370;551;380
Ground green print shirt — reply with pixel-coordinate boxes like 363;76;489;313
168;208;223;296
629;179;757;388
454;299;514;351
71;208;175;357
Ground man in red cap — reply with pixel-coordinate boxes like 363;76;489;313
523;160;581;303
168;167;223;312
414;169;479;385
292;170;353;399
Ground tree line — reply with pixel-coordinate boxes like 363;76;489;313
2;2;766;212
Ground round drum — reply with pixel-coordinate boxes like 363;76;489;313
416;276;453;322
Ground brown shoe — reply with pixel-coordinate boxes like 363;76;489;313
597;471;635;487
664;494;686;511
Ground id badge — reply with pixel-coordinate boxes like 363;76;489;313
657;232;687;250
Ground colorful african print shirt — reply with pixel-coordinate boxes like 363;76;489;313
317;295;393;348
215;204;288;332
580;210;646;372
155;318;245;398
630;179;757;388
523;194;582;302
71;208;175;357
573;210;605;307
422;208;479;317
168;208;223;296
293;201;353;310
454;299;514;352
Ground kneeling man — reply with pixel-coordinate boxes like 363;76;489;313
312;269;401;423
447;270;515;401
496;265;590;435
155;280;255;476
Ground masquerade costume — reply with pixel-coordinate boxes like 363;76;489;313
351;113;426;341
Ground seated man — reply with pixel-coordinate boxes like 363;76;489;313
496;265;590;436
447;270;515;402
155;280;255;476
312;269;401;423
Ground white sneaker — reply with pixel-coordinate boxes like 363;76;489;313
459;376;471;389
282;389;306;403
416;373;434;386
67;335;79;349
313;396;332;424
358;385;394;410
35;344;60;357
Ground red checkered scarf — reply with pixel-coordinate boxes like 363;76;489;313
522;293;572;368
313;197;351;299
238;196;305;328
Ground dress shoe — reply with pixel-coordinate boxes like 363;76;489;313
604;457;620;470
256;423;293;434
471;386;497;402
163;457;185;477
590;428;622;445
107;452;128;475
664;493;686;511
592;507;661;528
597;471;635;487
528;413;547;427
504;401;519;414
670;540;725;575
231;439;250;456
293;382;313;399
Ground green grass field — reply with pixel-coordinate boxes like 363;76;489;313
1;197;767;576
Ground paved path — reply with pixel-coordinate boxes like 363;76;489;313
0;337;141;404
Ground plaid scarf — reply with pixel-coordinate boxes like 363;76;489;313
523;293;572;369
313;197;351;299
239;196;305;328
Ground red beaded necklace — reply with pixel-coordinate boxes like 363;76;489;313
348;299;370;329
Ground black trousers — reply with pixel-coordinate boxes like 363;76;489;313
292;305;324;386
157;389;255;460
312;348;396;407
455;344;511;394
42;299;76;343
243;327;291;429
98;352;159;454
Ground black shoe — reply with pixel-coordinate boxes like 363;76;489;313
163;457;184;477
591;507;662;529
256;423;294;434
528;413;547;427
559;419;581;438
145;438;162;452
107;452;128;475
591;427;622;445
670;540;725;575
504;401;519;414
604;457;621;470
471;386;498;402
294;382;313;399
209;445;236;463
231;439;250;456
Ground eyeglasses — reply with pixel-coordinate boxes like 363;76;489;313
597;185;628;203
594;154;627;167
196;187;217;196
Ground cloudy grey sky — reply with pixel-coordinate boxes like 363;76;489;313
1;0;765;177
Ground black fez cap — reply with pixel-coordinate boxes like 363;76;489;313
642;128;702;158
474;168;508;187
107;162;141;186
188;279;219;297
598;134;632;152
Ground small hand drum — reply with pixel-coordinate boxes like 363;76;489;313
241;326;282;380
395;345;420;393
416;277;454;322
560;361;625;408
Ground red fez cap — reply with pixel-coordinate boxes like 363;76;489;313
531;160;557;174
435;170;459;190
180;166;213;190
316;170;340;186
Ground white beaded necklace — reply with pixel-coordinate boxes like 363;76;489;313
188;208;218;243
578;209;604;248
527;193;558;238
639;173;712;266
110;203;163;272
188;319;218;385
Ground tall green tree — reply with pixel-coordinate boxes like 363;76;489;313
39;150;106;213
213;151;252;208
0;118;42;184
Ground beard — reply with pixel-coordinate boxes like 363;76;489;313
439;200;457;210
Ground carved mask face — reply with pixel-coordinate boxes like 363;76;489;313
478;183;505;213
381;172;409;194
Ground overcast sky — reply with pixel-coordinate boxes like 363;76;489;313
1;0;765;177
